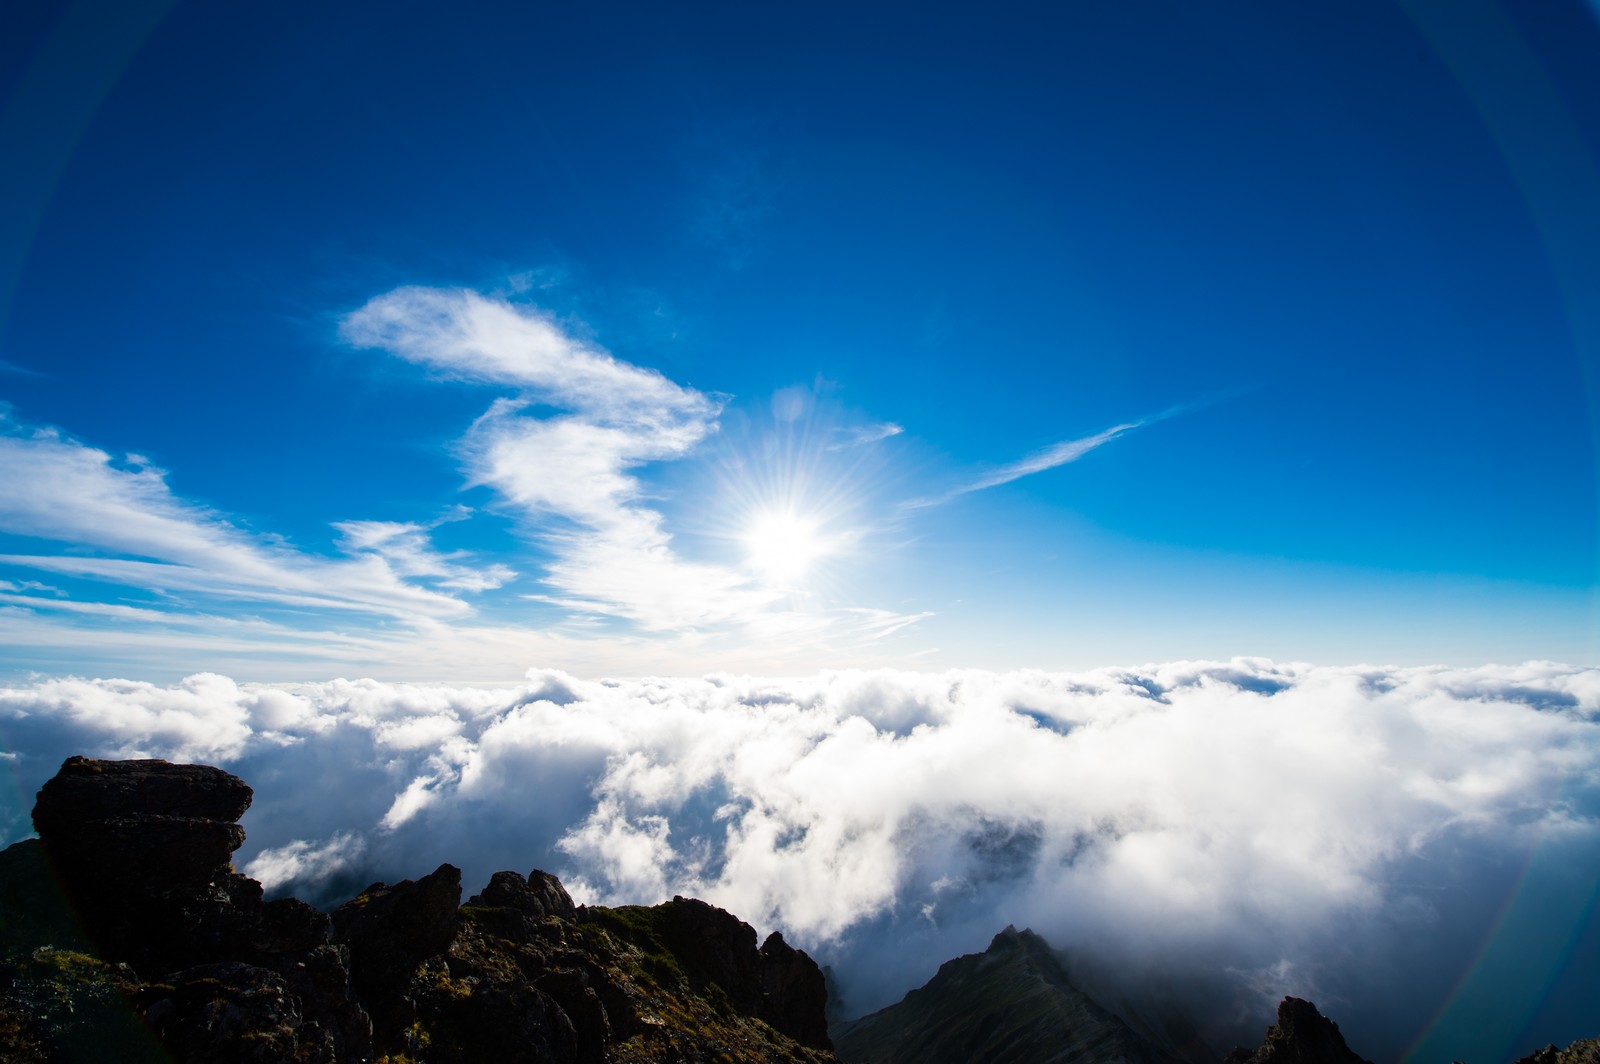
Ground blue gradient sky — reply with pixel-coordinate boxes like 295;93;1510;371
2;0;1599;680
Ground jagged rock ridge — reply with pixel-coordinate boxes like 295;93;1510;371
0;756;838;1063
1512;1039;1600;1064
1223;997;1373;1064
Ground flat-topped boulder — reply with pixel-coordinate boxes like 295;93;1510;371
34;755;252;829
34;756;252;894
27;756;326;978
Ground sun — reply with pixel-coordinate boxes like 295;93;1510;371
743;510;824;586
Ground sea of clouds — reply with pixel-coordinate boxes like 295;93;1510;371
3;659;1598;1059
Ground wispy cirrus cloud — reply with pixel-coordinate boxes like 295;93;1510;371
960;418;1149;494
828;421;904;450
334;516;515;594
907;407;1182;509
0;420;498;620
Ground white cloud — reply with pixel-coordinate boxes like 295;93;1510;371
908;403;1191;508
380;774;446;830
0;418;494;620
334;518;515;592
0;595;929;684
341;286;716;430
345;287;918;639
0;671;257;763
461;407;772;627
828;421;904;450
0;659;1594;1057
961;419;1145;494
244;831;366;894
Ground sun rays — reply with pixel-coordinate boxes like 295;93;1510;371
743;509;825;585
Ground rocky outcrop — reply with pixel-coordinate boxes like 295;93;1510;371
0;756;839;1063
831;925;1177;1064
760;930;833;1050
13;756;373;1062
331;863;462;1047
1514;1038;1600;1064
143;962;333;1063
27;755;334;981
1224;997;1374;1064
31;756;262;974
589;895;833;1052
467;868;578;920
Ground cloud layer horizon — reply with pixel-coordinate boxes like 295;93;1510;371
3;658;1597;1060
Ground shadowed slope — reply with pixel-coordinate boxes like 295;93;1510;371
831;926;1178;1064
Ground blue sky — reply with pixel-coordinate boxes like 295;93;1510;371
2;0;1599;680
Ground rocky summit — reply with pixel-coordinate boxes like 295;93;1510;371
1223;997;1373;1064
0;756;838;1063
831;925;1176;1064
1511;1040;1600;1064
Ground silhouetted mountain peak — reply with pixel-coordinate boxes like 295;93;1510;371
832;925;1178;1064
1225;997;1374;1064
986;924;1041;951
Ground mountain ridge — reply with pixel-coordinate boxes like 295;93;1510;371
831;923;1175;1064
0;755;837;1063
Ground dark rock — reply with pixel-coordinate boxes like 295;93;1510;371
32;756;250;902
28;757;265;974
525;870;578;920
331;862;461;1049
465;868;577;921
33;755;251;898
0;946;164;1063
1513;1038;1600;1064
59;814;245;892
144;961;333;1064
12;756;378;1060
602;894;834;1051
411;956;581;1064
831;925;1174;1064
1226;997;1374;1064
280;945;373;1063
256;897;334;960
423;907;611;1064
532;965;611;1061
761;931;832;1051
34;756;253;828
0;839;91;957
653;895;761;1003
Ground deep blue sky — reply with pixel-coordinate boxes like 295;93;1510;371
2;0;1598;679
